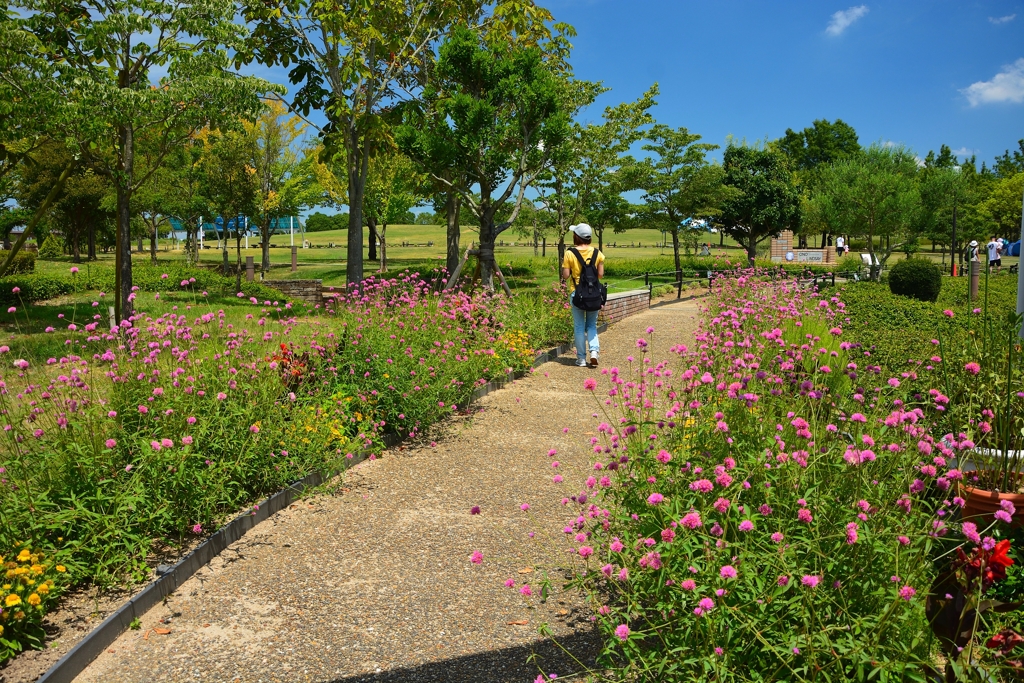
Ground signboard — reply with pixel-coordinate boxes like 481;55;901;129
795;250;824;263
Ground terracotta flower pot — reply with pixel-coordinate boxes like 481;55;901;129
961;485;1024;528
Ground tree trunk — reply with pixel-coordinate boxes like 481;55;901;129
115;123;134;323
346;126;368;289
746;239;757;266
235;231;243;292
597;226;604;252
479;216;496;291
87;220;96;261
820;232;828;249
446;193;461;276
221;220;230;275
557;235;566;276
367;215;378;262
261;220;271;274
671;228;681;282
379;222;387;272
72;210;82;263
150;221;157;264
719;230;724;247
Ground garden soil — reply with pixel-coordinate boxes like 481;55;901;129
64;299;701;683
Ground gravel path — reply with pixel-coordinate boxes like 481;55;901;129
73;298;701;683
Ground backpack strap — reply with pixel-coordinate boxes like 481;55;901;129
588;248;600;267
568;247;585;287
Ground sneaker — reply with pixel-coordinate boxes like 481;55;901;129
589;355;599;367
575;359;589;367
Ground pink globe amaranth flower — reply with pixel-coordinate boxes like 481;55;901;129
192;523;203;534
615;624;630;641
187;416;197;425
578;546;594;558
598;604;610;615
1001;500;1016;516
124;464;133;473
680;511;702;529
520;503;530;511
10;287;19;294
713;497;730;513
470;550;484;564
610;538;625;552
943;309;954;318
995;510;1013;524
738;519;754;532
698;597;715;612
105;439;117;449
777;575;789;586
470;506;481;515
964;362;981;375
6;307;15;314
150;440;162;451
797;508;813;523
182;436;194;446
216;392;227;400
720;565;738;579
583;378;597;390
771;532;784;543
897;535;910;546
681;579;696;591
504;578;515;588
660;528;676;543
250;424;260;434
647;493;664;505
690;479;713;493
801;575;821;588
520;584;532;596
656;449;672;463
160;438;173;448
899;585;917;601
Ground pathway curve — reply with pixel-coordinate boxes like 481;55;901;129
75;298;702;683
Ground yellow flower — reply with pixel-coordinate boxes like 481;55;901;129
1;584;10;590
37;584;49;595
30;564;43;575
0;624;4;636
27;593;40;606
16;550;30;562
5;594;21;607
55;565;66;573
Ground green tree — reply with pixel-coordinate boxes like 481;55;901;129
777;118;861;172
632;125;732;274
159;135;213;265
917;154;991;269
363;152;422;272
202;129;259;289
718;143;802;265
993;140;1024;178
244;101;307;273
15;0;276;320
978;173;1024;237
242;0;541;286
398;25;573;292
814;144;921;278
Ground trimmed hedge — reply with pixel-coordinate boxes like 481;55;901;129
888;258;942;302
0;275;75;305
2;251;36;275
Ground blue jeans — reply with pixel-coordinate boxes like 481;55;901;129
571;293;599;362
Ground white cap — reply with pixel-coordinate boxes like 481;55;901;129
570;223;593;240
970;240;978;247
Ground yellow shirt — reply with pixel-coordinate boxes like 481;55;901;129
562;245;605;287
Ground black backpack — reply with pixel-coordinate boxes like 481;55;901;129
569;247;607;311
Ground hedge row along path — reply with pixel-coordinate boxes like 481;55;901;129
74;298;702;683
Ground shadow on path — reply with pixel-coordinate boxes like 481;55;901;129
328;631;603;683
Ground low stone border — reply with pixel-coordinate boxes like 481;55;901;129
34;329;608;683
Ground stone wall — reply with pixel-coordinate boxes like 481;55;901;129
264;279;324;306
599;288;650;325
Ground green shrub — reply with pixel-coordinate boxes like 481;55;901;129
836;254;863;274
888;258;942;302
1;251;36;275
0;274;75;305
37;235;63;259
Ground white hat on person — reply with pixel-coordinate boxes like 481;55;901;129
970;240;978;247
570;223;593;239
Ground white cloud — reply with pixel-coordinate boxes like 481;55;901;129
961;58;1024;106
952;147;978;157
826;5;869;36
989;14;1016;24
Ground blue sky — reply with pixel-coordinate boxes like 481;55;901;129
555;0;1023;165
249;1;1024;215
